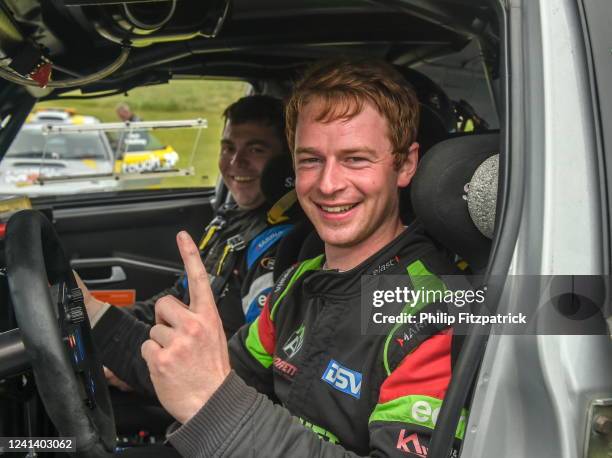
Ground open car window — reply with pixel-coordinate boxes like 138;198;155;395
0;79;249;197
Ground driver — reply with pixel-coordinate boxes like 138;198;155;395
85;59;464;457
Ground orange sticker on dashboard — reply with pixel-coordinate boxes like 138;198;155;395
91;290;136;307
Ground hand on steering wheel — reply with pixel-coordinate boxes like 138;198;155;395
5;210;116;457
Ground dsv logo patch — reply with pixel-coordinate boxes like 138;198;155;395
321;360;362;399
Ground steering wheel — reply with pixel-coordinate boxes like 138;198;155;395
5;210;116;457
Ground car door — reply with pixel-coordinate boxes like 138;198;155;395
35;189;214;303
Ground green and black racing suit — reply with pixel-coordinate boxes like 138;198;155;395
94;222;468;457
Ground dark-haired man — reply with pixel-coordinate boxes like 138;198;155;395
87;62;464;457
127;95;298;335
81;95;299;390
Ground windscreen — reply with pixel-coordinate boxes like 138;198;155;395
6;130;109;160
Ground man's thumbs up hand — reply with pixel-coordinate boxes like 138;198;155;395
141;231;230;424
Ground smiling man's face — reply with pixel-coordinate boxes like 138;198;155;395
219;121;284;210
294;100;417;251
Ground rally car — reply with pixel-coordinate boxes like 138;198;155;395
108;125;180;174
0;108;116;192
115;141;179;174
0;107;185;196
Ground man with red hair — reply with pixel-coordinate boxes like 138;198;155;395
90;59;465;457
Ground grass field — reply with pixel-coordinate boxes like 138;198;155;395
35;80;249;188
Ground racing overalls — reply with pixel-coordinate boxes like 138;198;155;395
124;200;296;338
92;193;301;395
168;222;467;457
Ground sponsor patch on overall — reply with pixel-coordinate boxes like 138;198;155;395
274;266;295;294
321;360;362;399
282;324;305;359
396;431;428;456
242;273;274;323
273;356;298;378
247;224;293;269
260;257;275;271
371;255;400;275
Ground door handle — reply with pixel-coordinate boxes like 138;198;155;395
79;266;127;285
71;257;182;275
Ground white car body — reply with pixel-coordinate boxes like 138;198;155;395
0;110;117;196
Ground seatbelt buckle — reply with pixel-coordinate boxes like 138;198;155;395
206;216;227;231
226;234;246;252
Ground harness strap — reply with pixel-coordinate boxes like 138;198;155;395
267;190;297;225
210;232;250;297
198;215;227;251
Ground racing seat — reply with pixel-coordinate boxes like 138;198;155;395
260;152;296;206
397;67;457;223
396;67;456;155
411;132;499;271
273;132;500;278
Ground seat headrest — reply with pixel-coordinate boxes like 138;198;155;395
411;132;499;270
394;67;456;224
260;153;295;206
418;104;452;154
395;67;455;154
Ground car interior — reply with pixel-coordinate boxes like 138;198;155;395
0;0;505;456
